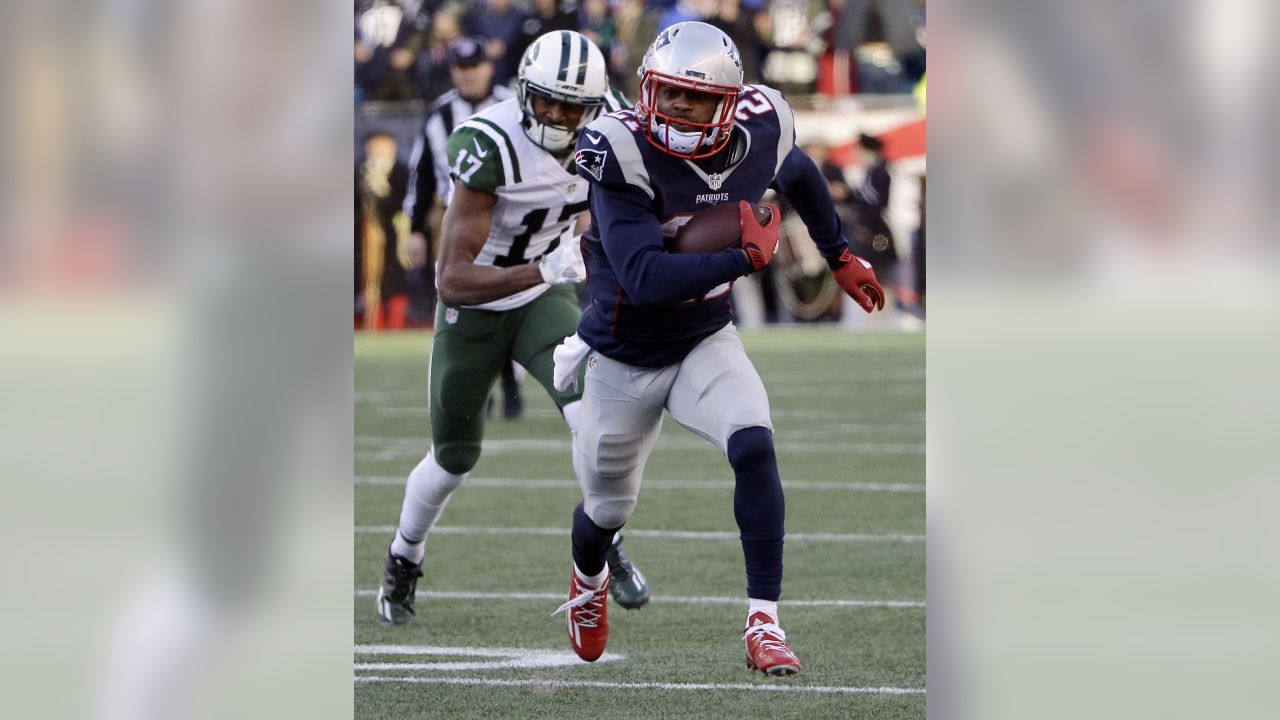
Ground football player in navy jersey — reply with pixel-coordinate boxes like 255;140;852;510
550;22;885;675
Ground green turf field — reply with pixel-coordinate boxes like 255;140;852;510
355;328;924;719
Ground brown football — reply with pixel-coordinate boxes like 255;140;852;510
666;202;775;254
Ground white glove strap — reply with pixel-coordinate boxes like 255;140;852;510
539;240;586;285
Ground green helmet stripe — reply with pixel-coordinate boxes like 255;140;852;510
575;33;589;85
556;30;571;82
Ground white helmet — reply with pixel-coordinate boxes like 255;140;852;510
636;22;744;159
516;31;609;154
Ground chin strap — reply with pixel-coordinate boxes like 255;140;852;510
651;117;718;155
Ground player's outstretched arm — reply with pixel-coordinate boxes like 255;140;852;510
436;181;544;306
772;146;847;258
772;146;884;313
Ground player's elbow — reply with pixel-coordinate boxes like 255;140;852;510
437;285;461;307
618;269;675;305
437;283;477;308
617;253;690;305
435;268;467;307
624;273;704;305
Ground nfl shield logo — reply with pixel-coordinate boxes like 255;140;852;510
445;308;459;325
587;355;598;372
707;173;723;190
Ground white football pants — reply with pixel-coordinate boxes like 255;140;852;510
574;322;773;528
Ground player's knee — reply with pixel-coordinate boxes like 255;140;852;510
435;442;481;475
727;426;776;472
587;495;636;529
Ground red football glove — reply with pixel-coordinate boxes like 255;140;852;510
740;201;780;272
830;248;885;312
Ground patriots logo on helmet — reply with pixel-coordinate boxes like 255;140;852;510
575;148;608;182
726;41;742;72
653;28;674;51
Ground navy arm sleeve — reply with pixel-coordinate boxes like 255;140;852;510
771;146;850;262
868;164;891;211
591;183;753;306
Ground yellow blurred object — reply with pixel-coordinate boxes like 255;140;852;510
914;74;926;114
361;198;385;331
392;211;412;269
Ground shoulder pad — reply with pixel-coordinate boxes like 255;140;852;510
743;85;795;177
603;86;633;112
573;112;652;198
446;121;521;193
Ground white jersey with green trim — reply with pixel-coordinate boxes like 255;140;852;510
444;99;593;312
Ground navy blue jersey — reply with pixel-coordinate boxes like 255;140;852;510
572;84;852;367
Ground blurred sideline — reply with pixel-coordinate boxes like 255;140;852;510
1;1;1277;719
1;2;354;719
928;1;1278;718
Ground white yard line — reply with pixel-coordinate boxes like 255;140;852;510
354;525;923;542
353;675;924;695
355;476;924;493
353;589;924;608
351;645;624;671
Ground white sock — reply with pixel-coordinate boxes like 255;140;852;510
748;598;779;621
574;563;609;589
390;451;466;564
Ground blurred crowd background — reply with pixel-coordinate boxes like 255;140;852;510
354;0;928;331
355;0;925;102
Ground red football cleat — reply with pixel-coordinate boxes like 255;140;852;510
553;570;610;662
743;612;803;676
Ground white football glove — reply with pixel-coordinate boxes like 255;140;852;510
538;240;586;285
552;333;590;392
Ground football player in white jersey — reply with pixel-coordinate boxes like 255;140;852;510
376;30;649;627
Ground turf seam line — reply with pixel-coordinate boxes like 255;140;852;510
353;675;925;695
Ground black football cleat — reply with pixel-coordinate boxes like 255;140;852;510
375;549;423;627
606;534;650;609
